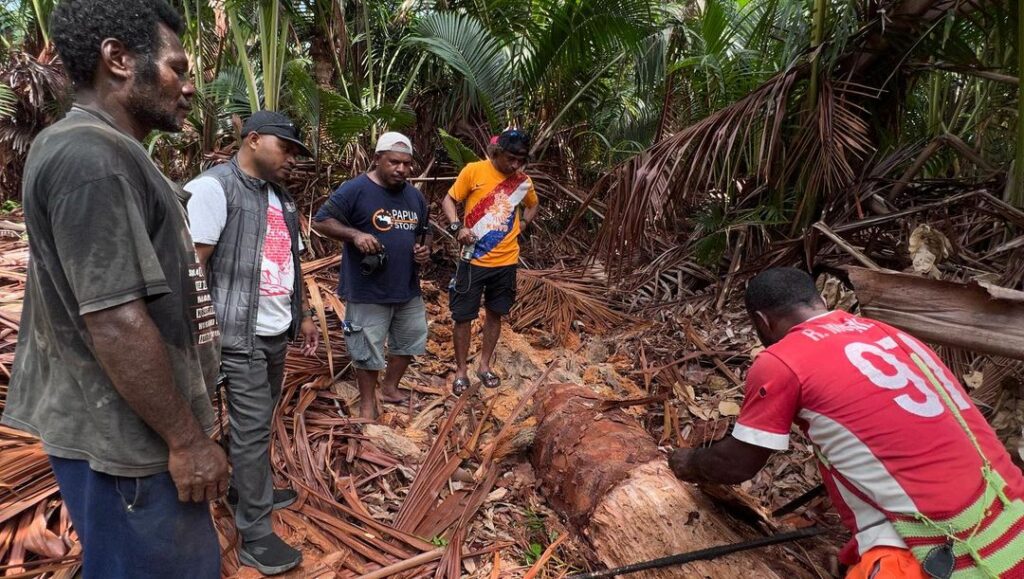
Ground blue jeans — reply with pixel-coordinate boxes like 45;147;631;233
49;456;220;579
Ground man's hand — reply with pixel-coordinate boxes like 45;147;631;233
669;448;703;482
669;438;773;485
413;243;430;265
456;227;475;245
167;436;229;502
354;232;383;254
301;317;319;357
83;300;230;503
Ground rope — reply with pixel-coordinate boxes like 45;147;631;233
909;353;1001;579
564;527;824;579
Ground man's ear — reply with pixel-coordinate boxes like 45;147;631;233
754;310;772;334
245;132;261;151
99;38;135;82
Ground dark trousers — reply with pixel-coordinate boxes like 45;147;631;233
49;456;220;579
221;333;288;541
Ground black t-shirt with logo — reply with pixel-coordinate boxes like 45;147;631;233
2;106;221;477
314;174;428;304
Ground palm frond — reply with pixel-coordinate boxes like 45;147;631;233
319;89;414;145
784;80;874;229
281;58;320;140
0;85;15;120
437;128;479;170
205;65;257;118
522;0;660;93
591;67;801;272
511;267;637;340
404;11;512;124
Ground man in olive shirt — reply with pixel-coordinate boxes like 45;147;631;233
2;1;228;577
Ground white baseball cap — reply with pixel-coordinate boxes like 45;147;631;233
375;132;413;155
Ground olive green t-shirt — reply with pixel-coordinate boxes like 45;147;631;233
1;105;221;477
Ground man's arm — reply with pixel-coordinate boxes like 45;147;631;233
298;282;319;357
195;243;215;270
444;168;478;245
672;352;800;485
184;178;227;262
441;194;460;225
669;438;773;485
83;300;229;502
442;194;474;245
522;204;539;227
311;217;381;254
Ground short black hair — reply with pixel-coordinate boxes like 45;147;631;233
744;267;822;314
51;0;185;88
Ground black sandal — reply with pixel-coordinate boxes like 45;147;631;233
476;370;501;389
452;377;471;395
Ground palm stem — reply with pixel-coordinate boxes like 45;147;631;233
229;8;261;113
360;0;378;142
808;0;825;110
31;0;49;46
531;51;627;157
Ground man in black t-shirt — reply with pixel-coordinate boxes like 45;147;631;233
312;132;430;420
2;2;227;577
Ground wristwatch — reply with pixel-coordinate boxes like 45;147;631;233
302;308;316;319
447;220;462;234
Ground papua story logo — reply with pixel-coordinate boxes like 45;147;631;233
372;209;419;232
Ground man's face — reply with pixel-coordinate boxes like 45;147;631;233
125;23;195;133
376;151;414;188
251;134;299;184
493;149;527;176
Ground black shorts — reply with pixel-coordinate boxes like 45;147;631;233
448;263;517;322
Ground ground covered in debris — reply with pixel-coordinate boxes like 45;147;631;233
0;227;847;578
5;183;1024;578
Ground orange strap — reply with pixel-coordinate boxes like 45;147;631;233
845;547;928;579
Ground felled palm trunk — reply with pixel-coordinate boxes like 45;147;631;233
532;384;783;579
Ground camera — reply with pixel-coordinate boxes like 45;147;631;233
359;244;388;276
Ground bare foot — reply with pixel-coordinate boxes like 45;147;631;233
380;386;408;404
359;399;377;421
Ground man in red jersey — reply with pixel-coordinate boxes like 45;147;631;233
671;268;1024;578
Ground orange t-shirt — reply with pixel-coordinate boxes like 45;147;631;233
447;160;538;268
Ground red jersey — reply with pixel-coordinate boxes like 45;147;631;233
733;311;1024;564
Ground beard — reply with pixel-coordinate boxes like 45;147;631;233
125;59;184;133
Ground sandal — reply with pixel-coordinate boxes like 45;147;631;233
476;370;501;389
452;377;471;396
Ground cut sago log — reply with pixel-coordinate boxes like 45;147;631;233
531;384;783;579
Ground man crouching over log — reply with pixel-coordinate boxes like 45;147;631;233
671;268;1024;579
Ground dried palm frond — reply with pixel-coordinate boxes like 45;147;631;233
0;50;68;200
512;266;638;339
588;67;802;273
783;79;874;232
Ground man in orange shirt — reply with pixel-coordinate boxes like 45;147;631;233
442;130;540;394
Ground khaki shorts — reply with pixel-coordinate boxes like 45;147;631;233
343;296;427;371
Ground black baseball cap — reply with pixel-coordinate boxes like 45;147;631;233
241;110;312;157
497;129;530;156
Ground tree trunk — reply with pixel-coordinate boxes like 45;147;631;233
531;384;783;579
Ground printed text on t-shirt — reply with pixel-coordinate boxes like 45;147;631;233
372;208;419;232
